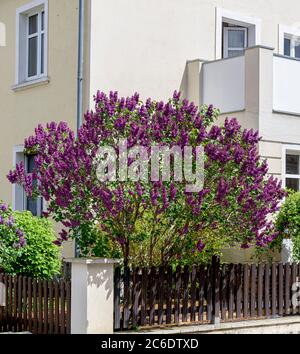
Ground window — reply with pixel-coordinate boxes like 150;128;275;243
16;1;48;85
279;25;300;59
223;27;248;58
216;8;261;60
284;149;300;192
13;147;43;217
284;35;300;59
25;155;43;217
27;11;45;79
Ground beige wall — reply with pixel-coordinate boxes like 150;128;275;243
89;0;300;104
0;0;78;205
0;0;82;257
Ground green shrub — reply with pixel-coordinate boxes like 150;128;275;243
77;222;121;260
276;191;300;262
0;202;61;279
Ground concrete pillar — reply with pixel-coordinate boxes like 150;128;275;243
66;258;120;334
244;45;274;120
180;59;205;107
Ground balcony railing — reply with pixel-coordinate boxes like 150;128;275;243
273;54;300;116
202;55;245;114
199;47;300;117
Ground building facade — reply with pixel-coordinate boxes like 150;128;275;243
1;0;300;257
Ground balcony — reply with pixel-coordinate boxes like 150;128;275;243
186;46;300;118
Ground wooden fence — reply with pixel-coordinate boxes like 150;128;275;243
0;274;71;334
114;261;300;331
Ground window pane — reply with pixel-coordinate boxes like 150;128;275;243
26;197;38;216
29;14;38;35
27;155;35;173
286;154;299;175
28;36;38;77
286;178;299;192
284;38;291;56
41;11;45;31
295;43;300;59
26;155;41;216
41;33;44;74
228;50;244;58
228;30;246;48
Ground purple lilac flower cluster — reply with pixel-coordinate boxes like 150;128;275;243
7;91;285;254
0;202;26;248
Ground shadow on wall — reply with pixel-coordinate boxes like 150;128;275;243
179;63;189;100
0;22;6;47
179;60;202;107
87;267;113;301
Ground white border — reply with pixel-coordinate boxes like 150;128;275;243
15;0;48;85
282;144;300;189
215;8;261;60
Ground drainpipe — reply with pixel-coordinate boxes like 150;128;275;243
77;0;85;133
75;0;85;258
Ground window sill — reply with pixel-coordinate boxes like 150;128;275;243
12;76;50;92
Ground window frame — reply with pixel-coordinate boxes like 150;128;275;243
282;145;300;192
283;34;300;59
223;27;248;58
12;146;44;217
24;154;43;217
15;0;48;86
279;24;300;59
215;8;261;60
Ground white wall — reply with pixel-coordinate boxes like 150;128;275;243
273;55;300;115
202;56;245;113
89;0;300;106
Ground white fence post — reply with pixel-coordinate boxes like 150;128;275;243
66;258;120;334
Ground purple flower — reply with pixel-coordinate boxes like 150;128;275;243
196;241;205;253
0;204;8;212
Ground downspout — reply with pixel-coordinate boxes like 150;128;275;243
77;0;85;133
75;0;85;258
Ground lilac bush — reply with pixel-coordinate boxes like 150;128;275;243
7;91;286;266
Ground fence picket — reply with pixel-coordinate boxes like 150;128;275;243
132;268;140;328
149;267;157;326
292;264;297;315
123;267;131;330
158;267;164;325
44;280;48;334
198;266;205;322
66;280;71;334
114;267;121;330
221;265;227;320
228;264;234;320
278;263;284;316
182;266;190;323
257;264;264;317
236;264;242;319
141;268;148;326
207;266;213;322
265;264;270;318
272;263;277;317
190;266;197;322
166;267;172;325
285;263;291;315
174;266;181;324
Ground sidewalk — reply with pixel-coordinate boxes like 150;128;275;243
130;316;300;335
